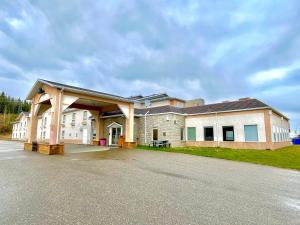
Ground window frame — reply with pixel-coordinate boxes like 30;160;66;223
204;126;214;141
244;124;259;142
187;127;196;141
222;126;234;141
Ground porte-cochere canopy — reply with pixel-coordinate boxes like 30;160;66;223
24;79;135;154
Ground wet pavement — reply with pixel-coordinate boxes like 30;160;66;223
0;140;300;225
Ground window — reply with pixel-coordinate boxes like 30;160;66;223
63;115;66;124
72;113;76;123
62;130;65;139
83;111;88;121
163;132;166;137
244;125;258;141
204;127;214;141
180;128;184;141
223;126;234;141
44;117;47;127
153;129;158;141
43;131;46;140
187;127;196;141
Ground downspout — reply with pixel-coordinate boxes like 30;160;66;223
144;111;150;144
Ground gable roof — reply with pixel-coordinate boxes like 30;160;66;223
182;98;269;114
26;79;133;103
101;98;288;120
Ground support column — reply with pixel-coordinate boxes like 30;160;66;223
125;103;135;147
264;109;272;150
49;89;63;145
90;111;104;145
27;101;38;144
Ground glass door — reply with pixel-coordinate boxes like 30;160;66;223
111;127;122;145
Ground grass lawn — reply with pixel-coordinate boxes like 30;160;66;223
137;145;300;171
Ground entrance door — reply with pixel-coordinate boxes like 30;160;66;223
82;128;88;144
111;127;122;146
153;128;158;141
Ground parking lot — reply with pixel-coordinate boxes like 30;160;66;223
0;140;299;225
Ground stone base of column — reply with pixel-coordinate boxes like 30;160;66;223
123;142;137;149
24;143;64;155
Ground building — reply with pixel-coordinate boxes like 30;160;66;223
12;112;30;141
21;79;290;151
102;96;290;150
13;109;96;145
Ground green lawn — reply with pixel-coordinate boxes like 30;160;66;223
137;145;300;171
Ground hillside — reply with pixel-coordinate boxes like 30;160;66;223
0;113;17;135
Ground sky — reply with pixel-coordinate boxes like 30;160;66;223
0;0;299;129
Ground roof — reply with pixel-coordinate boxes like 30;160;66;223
131;93;185;103
26;79;134;103
14;111;30;122
101;98;288;119
182;98;269;114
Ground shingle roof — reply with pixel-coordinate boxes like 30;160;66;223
101;98;274;117
182;98;269;114
26;79;133;103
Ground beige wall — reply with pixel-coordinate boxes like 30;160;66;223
12;115;30;141
185;110;267;143
270;111;290;143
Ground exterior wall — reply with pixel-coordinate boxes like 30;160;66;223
136;100;171;109
60;110;93;144
12;115;30;141
37;110;52;143
34;109;93;144
270;111;290;142
185;98;205;107
138;113;185;147
170;100;185;108
102;116;140;145
270;111;290;149
185;110;270;149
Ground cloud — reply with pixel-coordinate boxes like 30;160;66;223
248;62;300;85
0;0;299;128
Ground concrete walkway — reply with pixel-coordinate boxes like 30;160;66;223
64;144;110;154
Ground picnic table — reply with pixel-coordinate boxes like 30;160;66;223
149;140;171;148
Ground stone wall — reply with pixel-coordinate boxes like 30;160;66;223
102;116;140;143
137;113;185;147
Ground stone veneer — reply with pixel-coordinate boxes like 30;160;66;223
102;117;140;144
102;114;185;147
137;113;185;147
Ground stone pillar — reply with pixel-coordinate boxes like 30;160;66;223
125;103;134;143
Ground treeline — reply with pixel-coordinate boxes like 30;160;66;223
0;92;31;114
0;92;31;134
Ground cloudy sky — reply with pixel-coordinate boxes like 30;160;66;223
0;0;299;129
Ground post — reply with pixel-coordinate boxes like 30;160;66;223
125;103;134;144
49;89;63;145
90;111;103;145
27;101;38;143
